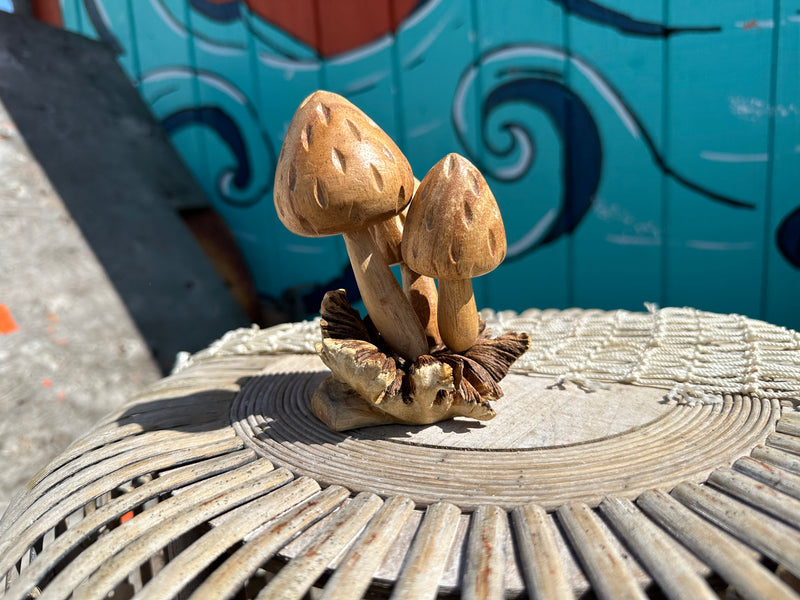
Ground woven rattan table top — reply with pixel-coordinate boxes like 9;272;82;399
2;306;800;599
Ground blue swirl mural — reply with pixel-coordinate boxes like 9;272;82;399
60;0;800;328
161;107;256;202
452;43;756;262
84;0;122;54
139;67;274;209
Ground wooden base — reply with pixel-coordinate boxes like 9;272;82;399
312;289;530;431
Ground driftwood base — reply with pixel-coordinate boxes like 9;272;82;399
311;289;530;431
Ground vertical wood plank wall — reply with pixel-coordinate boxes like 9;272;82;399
58;0;800;331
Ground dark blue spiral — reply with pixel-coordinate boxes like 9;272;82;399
84;0;123;54
777;207;800;269
551;0;720;37
189;0;241;22
484;77;602;253
161;106;257;206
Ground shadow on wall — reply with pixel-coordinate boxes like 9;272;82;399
0;13;249;372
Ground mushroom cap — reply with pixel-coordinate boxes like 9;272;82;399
402;154;506;280
274;90;415;237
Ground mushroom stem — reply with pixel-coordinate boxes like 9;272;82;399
437;278;479;353
343;228;429;361
400;265;441;348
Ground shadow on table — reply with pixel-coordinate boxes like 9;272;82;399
233;372;487;447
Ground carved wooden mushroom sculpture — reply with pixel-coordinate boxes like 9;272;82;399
274;90;428;360
403;153;507;352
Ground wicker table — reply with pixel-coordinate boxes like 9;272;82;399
2;307;800;599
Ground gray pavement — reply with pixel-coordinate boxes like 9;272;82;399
0;13;250;516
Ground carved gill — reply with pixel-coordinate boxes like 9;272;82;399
314;178;328;209
296;212;318;235
468;171;481;196
381;143;396;163
345;118;362;141
370;164;384;192
426;213;435;232
463;199;473;226
443;154;456;177
316;102;331;125
300;124;312;151
448;239;460;265
331;147;347;174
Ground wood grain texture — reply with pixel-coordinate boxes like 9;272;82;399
511;503;574;600
135;477;322;600
600;496;718;600
752;444;800;475
1;450;258;600
34;460;283;600
256;492;384;600
403;153;506;352
188;486;350;600
273;89;427;360
0;433;246;575
734;455;800;500
390;502;462;600
708;466;800;528
638;488;797;600
318;495;416;600
557;502;647;600
671;481;800;578
462;505;507;600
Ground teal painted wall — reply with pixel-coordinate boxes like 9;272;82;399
60;0;800;331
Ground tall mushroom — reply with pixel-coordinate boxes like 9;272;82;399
274;90;428;361
402;153;506;353
370;178;442;348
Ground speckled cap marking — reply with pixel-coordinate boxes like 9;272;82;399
402;153;506;280
274;90;414;237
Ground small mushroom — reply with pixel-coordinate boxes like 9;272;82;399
370;178;442;348
274;90;428;360
402;153;506;353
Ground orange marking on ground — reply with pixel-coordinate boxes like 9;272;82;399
43;379;52;388
58;391;66;400
0;304;19;334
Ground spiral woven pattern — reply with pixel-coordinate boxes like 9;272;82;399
231;357;780;510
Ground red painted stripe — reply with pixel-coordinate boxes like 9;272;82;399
31;0;63;27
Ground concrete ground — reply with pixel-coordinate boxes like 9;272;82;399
0;13;252;516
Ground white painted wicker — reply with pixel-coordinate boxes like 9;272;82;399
2;307;799;599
